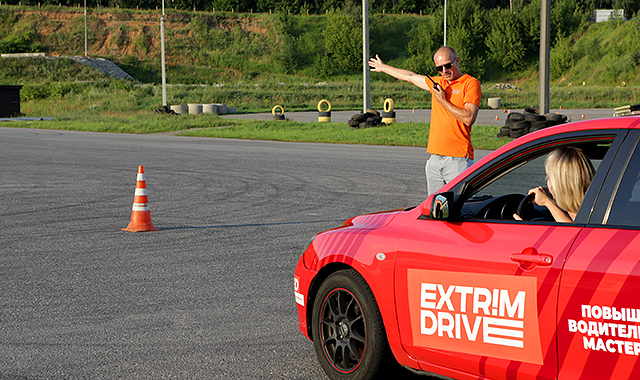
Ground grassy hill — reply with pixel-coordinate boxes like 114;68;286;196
0;5;639;114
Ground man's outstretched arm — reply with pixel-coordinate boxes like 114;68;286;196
368;54;430;91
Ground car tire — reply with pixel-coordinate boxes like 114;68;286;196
544;113;568;126
497;126;511;137
507;112;525;122
510;120;529;131
365;109;380;118
351;113;369;122
311;270;397;380
529;120;550;132
510;126;528;138
525;113;546;122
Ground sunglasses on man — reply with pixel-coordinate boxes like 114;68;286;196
435;59;456;72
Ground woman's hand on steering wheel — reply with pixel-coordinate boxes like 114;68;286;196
514;192;535;221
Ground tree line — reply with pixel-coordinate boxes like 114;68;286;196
3;0;638;18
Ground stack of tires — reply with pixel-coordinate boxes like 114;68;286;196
498;107;569;138
347;109;385;129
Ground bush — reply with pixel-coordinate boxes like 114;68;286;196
550;36;574;81
278;34;300;73
21;84;50;101
311;53;333;79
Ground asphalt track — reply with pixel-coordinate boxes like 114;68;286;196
0;108;620;378
221;108;618;125
1;127;461;379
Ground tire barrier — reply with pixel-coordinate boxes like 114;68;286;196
348;109;384;129
381;98;395;124
272;105;285;121
498;109;570;139
383;98;394;112
317;99;331;122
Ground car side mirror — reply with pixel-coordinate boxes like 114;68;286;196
431;192;454;220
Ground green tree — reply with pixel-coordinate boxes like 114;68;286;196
551;0;586;44
323;9;362;72
443;0;487;79
406;17;441;75
485;8;526;71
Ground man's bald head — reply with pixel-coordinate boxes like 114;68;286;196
434;46;457;62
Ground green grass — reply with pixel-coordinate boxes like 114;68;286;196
1;112;246;133
1;112;508;150
179;120;506;150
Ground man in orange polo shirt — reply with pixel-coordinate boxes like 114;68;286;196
369;47;481;194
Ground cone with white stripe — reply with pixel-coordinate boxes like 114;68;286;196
122;165;160;232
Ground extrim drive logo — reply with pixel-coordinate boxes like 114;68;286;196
407;269;543;364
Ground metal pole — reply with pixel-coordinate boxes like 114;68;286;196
161;0;167;107
84;0;87;56
363;0;370;111
444;0;447;46
539;0;550;114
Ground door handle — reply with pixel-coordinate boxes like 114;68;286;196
510;253;553;266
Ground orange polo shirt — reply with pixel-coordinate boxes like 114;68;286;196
426;74;481;160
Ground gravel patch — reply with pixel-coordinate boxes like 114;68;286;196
66;56;135;81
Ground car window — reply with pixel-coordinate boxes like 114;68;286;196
460;141;611;221
474;154;547;198
474;150;606;199
606;143;640;228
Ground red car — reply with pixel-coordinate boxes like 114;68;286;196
294;116;640;380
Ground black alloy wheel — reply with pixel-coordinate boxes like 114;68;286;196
311;270;396;380
320;288;365;372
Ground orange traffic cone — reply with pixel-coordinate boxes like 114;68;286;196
122;165;160;232
581;113;585;119
495;115;499;121
412;108;415;113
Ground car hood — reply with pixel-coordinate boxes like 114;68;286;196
339;208;407;230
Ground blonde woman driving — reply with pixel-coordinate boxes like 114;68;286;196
515;147;595;223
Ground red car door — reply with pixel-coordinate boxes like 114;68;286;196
558;132;640;378
395;133;620;379
395;218;574;379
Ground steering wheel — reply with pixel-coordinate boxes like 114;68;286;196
516;193;536;221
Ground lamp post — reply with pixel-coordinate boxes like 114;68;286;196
363;0;370;111
539;0;550;114
161;0;167;107
84;0;87;56
444;0;447;46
